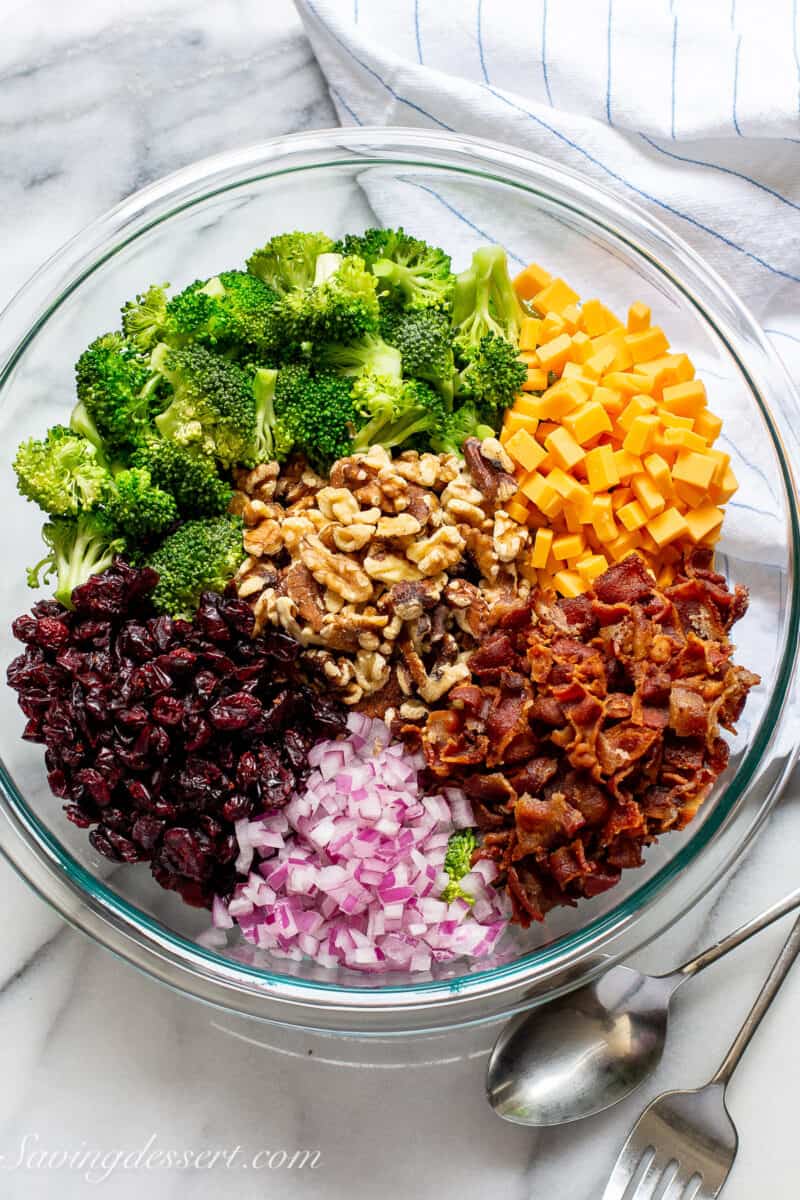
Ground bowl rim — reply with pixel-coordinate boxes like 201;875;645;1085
1;125;798;1033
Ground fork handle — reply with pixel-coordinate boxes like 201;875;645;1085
710;912;800;1086
674;886;800;980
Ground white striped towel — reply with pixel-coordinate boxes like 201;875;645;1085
295;0;800;379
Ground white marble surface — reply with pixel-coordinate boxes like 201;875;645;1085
0;2;799;1197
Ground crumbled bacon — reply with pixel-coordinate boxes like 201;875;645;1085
401;552;759;926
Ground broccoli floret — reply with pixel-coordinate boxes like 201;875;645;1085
144;516;246;618
167;271;281;353
318;331;402;381
372;246;454;313
274;365;355;472
350;373;445;453
14;426;110;517
451;244;525;353
27;513;126;608
246;231;335;295
75;332;164;456
440;828;478;905
277;255;380;346
121;283;170;352
429;401;496;457
456;332;527;411
68;400;105;453
152;343;256;468
252;368;295;462
130;436;233;518
334;228;397;265
105;467;178;545
380;308;455;403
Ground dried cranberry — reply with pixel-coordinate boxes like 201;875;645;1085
209;691;263;731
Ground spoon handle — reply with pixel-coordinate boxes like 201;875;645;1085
709;912;800;1086
671;886;800;981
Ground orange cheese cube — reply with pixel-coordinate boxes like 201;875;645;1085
501;412;539;441
519;471;562;517
693;408;723;444
612;449;643;481
533;278;580;318
536;333;573;373
627;301;651;333
656;563;677;588
585;345;619;378
590;329;633;372
505;427;548;473
519;317;542;351
540;312;566;342
672;450;716;492
522;367;549;392
561;303;582;335
623;414;660;455
505;497;530;525
637;353;695;395
563;506;584;534
706;448;731;485
662;427;708;452
618;394;657;432
648;506;689;547
585;444;620;492
593;385;625;417
514;262;553;300
545;427;586;471
547;467;580;500
617;499;648;531
581;298;614;338
631;472;666;517
570;330;594;364
643;452;674;496
560;363;596;392
603;371;655;397
673;479;708;508
520;351;539;366
611;485;634;511
564;400;613;445
513;395;544;420
577;554;609;583
657;408;694;431
530;380;585;418
661;379;707;417
591;494;618;542
708;465;739;504
552;533;586;561
606;530;642;561
684;504;724;543
624;327;669;363
531;527;554;568
553;569;587;598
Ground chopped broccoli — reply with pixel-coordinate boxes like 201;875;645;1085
274;365;355;472
318;331;402;381
252;368;295;462
27;513;126;608
380;308;455;403
440;827;478;905
144;515;246;618
14;426;110;517
105;467;178;544
152;343;257;468
429;401;496;457
68;400;105;453
334;228;397;265
121;283;170;352
246;231;335;295
336;227;454;311
130;436;233;518
277;255;380;346
456;332;527;411
350;373;445;453
74;332;164;455
451;244;525;354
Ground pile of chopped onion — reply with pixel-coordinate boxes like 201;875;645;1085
211;714;509;973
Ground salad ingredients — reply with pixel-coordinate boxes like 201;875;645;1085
216;715;508;972
396;551;759;925
7;562;346;907
144;515;246;618
501;263;737;594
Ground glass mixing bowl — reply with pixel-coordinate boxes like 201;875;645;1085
0;128;798;1035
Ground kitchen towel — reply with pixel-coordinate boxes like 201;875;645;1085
294;0;800;371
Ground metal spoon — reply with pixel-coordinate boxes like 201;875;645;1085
486;886;800;1126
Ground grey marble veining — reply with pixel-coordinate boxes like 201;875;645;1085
0;3;798;1197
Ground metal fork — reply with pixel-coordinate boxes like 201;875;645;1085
601;912;800;1199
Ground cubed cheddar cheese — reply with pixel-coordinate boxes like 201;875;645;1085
693;408;723;444
581;298;614;338
618;394;657;431
657;408;694;431
624;326;669;363
536;333;574;373
552;533;586;561
631;472;666;517
637;353;695;394
532;278;580;318
530;379;585;418
603;371;655;397
531;527;554;568
501;411;538;440
705;448;731;485
672;450;716;491
519;316;542;351
591;494;618;542
684;503;724;543
593;385;625;417
589;329;633;372
561;303;582;334
505;497;530;526
661;379;707;417
522;367;549;392
553;569;586;598
617;499;648;531
505;427;548;473
585;344;618;378
513;395;544;420
545;426;586;471
540;312;566;342
673;479;708;509
563;400;613;444
709;465;739;504
606;529;642;561
613;449;643;481
519;471;562;517
513;263;552;300
563;505;584;534
643;452;673;496
622;414;660;455
647;506;689;547
570;330;593;364
576;553;609;583
662;427;708;452
585;444;620;491
627;301;651;333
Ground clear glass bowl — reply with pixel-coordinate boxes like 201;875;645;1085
0;128;798;1035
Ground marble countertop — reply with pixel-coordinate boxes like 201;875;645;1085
1;3;799;1196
